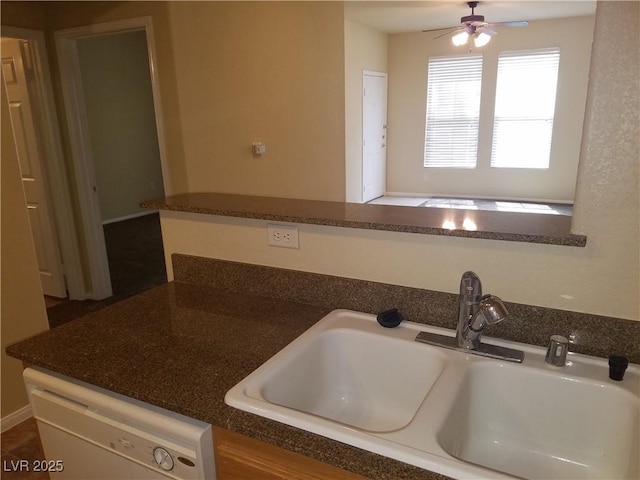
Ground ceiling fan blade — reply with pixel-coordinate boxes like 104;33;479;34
431;27;463;39
491;20;529;27
422;25;458;34
476;26;497;36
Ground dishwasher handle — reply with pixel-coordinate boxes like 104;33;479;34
30;387;90;414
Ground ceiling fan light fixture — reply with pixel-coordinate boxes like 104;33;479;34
452;31;469;46
474;32;491;47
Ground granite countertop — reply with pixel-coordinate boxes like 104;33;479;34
141;192;586;247
7;282;446;480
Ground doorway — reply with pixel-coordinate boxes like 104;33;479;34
55;17;170;300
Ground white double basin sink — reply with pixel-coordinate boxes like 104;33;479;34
225;309;639;480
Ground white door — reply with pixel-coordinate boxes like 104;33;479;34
2;38;66;297
362;71;387;203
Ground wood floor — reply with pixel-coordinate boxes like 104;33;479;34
1;419;49;480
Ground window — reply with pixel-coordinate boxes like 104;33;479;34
424;54;483;168
491;48;560;169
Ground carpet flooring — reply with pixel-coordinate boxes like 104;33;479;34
46;213;167;329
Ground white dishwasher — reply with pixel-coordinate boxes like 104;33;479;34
23;367;216;480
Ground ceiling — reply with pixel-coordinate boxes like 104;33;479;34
344;1;597;34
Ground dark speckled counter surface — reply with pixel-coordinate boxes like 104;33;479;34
141;192;586;247
7;282;447;480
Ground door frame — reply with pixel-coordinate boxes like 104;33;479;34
1;25;85;299
54;17;170;300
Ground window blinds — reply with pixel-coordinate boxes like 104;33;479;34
424;54;483;168
491;48;560;169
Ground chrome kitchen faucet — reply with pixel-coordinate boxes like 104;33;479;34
415;271;523;362
456;271;509;350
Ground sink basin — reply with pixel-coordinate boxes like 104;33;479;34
226;309;639;480
259;327;446;432
437;362;640;480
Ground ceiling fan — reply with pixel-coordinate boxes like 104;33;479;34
424;1;529;47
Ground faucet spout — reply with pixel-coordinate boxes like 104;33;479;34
456;271;482;348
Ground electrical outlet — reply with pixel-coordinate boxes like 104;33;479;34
267;224;299;249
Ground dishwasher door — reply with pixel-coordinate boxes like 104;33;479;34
24;367;215;480
36;421;173;480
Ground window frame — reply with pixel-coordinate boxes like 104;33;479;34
423;48;562;171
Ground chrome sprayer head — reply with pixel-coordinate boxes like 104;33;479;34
468;294;509;332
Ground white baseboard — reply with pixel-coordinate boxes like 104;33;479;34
1;404;32;433
102;210;158;225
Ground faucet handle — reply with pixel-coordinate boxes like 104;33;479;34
545;335;569;366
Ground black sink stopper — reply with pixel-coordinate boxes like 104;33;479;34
377;308;405;328
609;355;629;381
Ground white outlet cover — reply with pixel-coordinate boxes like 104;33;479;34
267;224;299;249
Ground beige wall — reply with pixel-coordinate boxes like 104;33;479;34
344;19;388;202
77;30;165;222
167;1;345;201
160;2;638;322
1;81;50;419
387;15;594;202
4;1;347;202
